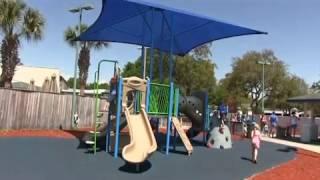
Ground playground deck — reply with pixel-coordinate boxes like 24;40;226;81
0;132;297;180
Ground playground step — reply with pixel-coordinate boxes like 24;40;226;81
85;140;95;145
172;117;193;154
89;131;101;134
97;113;104;118
99;111;108;113
96;121;104;125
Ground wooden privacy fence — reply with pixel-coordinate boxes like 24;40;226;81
0;88;107;130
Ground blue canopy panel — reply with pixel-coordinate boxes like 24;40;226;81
79;0;267;56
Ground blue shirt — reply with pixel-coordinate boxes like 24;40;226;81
270;114;278;124
219;105;227;114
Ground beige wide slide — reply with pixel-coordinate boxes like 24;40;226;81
122;108;157;163
121;76;157;163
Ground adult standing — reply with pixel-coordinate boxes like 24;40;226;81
218;103;227;127
260;114;267;135
290;111;300;138
269;112;278;138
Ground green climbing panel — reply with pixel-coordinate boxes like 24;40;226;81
148;83;179;116
133;82;180;116
148;83;170;115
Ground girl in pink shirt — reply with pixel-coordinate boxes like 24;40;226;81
251;123;262;164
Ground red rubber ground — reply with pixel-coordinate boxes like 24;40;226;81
249;149;320;180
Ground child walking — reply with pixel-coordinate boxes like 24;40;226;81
251;123;262;164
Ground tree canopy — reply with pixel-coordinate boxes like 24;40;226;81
220;50;308;113
266;75;308;112
122;44;217;102
0;0;45;87
64;24;108;95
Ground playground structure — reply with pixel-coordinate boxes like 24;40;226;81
85;74;200;156
84;61;232;162
77;0;266;165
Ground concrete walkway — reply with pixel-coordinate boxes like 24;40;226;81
261;136;320;153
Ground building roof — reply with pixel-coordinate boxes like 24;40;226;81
0;64;61;92
287;94;320;103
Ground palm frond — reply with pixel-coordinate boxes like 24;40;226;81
63;23;109;51
0;0;26;36
88;41;109;50
64;26;77;47
78;24;88;34
64;24;89;48
22;8;45;41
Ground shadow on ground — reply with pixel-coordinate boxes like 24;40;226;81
241;156;253;163
119;161;152;173
277;146;298;153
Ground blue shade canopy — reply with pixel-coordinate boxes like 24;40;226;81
79;0;267;56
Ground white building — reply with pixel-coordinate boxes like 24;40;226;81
0;64;65;93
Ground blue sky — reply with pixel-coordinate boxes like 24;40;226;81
16;0;320;85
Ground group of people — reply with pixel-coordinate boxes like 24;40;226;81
251;111;300;164
260;111;300;138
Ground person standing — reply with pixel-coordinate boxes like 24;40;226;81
290;111;300;138
260;114;267;135
231;114;237;134
269;112;278;138
218;103;227;124
251;123;262;164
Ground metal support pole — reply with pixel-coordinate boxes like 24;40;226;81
114;78;123;158
71;9;83;129
106;60;118;153
159;52;164;83
165;15;175;155
97;60;118;83
106;112;111;152
258;59;270;114
113;62;117;77
169;16;175;82
146;79;150;113
166;82;174;155
149;8;155;81
262;63;265;113
173;88;179;150
156;118;160;147
203;92;208;144
141;46;146;79
94;59;118;153
159;16;165;83
93;71;98;153
173;125;177;150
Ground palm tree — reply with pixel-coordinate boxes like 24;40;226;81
0;0;45;88
64;24;108;96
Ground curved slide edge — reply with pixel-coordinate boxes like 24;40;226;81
122;108;157;163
